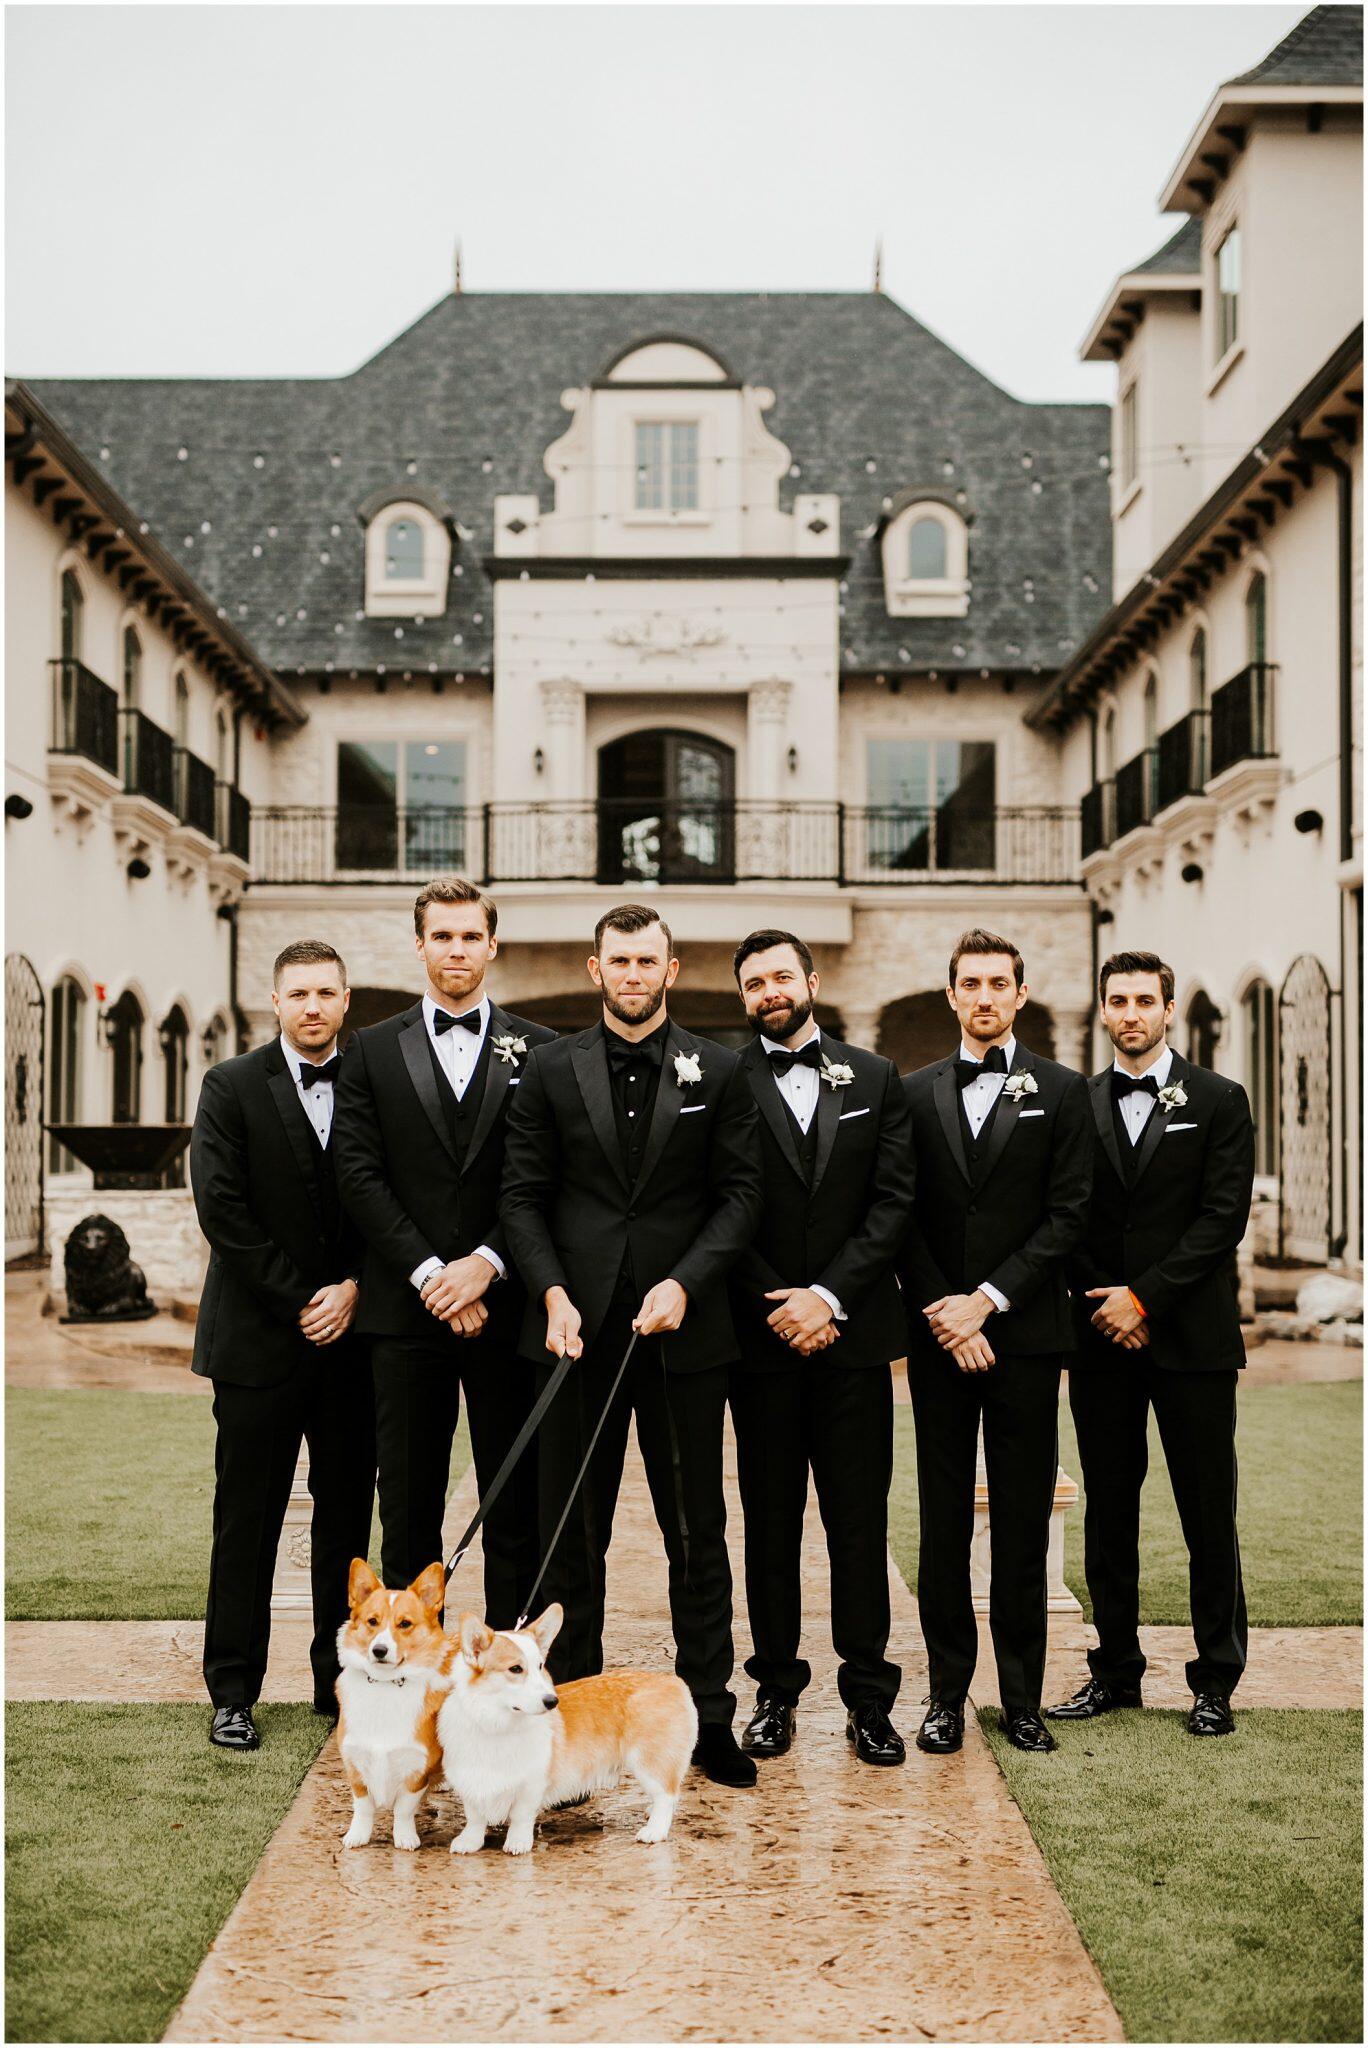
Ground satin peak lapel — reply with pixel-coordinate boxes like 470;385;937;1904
810;1060;844;1193
399;1009;458;1163
932;1061;973;1186
1091;1071;1125;1185
462;1004;518;1174
747;1046;808;1185
1131;1053;1191;1186
571;1031;629;1192
977;1073;1028;1189
632;1023;688;1198
266;1058;327;1223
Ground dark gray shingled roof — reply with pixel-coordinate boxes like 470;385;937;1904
1227;3;1362;88
1130;217;1204;278
33;291;1112;682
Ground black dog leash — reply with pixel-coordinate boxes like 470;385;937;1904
443;1347;575;1583
513;1330;639;1628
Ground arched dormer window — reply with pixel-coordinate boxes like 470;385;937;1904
358;488;455;618
881;494;969;619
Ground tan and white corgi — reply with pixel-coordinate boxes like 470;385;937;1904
335;1559;454;1851
437;1602;698;1855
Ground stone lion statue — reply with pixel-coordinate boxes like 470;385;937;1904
62;1213;157;1323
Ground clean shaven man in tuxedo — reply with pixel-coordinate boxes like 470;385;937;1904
727;929;915;1767
1048;951;1255;1738
898;928;1092;1756
191;941;375;1751
500;904;764;1788
332;878;555;1623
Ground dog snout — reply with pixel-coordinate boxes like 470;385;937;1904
542;1691;559;1711
371;1642;389;1661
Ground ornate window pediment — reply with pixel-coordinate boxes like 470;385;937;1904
358;487;455;617
880;492;970;618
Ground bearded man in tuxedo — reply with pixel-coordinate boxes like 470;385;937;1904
191;940;375;1751
500;904;763;1788
898;929;1092;1756
1048;951;1255;1738
727;929;915;1767
333;879;555;1624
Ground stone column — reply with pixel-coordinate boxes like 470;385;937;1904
838;1005;883;1053
538;683;585;801
746;679;791;801
1052;1004;1095;1075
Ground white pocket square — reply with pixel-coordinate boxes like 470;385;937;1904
1019;1108;1045;1119
1164;1120;1198;1132
838;1107;870;1121
679;1103;707;1115
507;1078;520;1086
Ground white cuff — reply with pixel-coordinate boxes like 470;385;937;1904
978;1282;1010;1314
812;1284;847;1323
410;1256;444;1293
473;1244;505;1281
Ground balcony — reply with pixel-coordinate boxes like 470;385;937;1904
1210;662;1277;779
1080;780;1116;860
174;748;217;841
217;782;251;864
1156;710;1210;814
1113;747;1159;841
48;657;120;816
120;709;176;815
248;801;1081;890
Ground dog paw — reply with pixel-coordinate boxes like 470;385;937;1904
450;1828;485;1855
635;1822;671;1845
503;1828;535;1856
342;1826;373;1850
393;1826;421;1852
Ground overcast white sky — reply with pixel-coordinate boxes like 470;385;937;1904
6;2;1306;401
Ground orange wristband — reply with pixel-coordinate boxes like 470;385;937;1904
1128;1289;1147;1320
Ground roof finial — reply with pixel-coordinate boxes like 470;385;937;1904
454;240;463;296
873;238;883;293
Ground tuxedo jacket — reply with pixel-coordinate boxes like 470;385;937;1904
190;1038;364;1389
500;1019;763;1372
730;1035;915;1372
897;1045;1092;1358
333;999;557;1342
1068;1054;1255;1373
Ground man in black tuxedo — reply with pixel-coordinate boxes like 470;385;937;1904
727;929;915;1767
898;928;1092;1755
332;878;555;1624
500;904;764;1787
191;940;375;1751
1048;951;1255;1739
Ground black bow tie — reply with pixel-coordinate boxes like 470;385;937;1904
766;1039;823;1078
432;1006;483;1037
1113;1070;1160;1100
605;1028;664;1071
298;1055;341;1090
955;1046;1008;1089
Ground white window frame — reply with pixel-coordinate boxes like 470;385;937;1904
1118;378;1139;496
622;414;709;525
332;731;475;876
880;500;969;618
363;500;451;617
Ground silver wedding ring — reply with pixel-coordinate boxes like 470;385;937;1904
323;1323;334;1336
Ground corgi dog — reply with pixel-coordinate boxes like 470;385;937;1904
335;1559;455;1851
437;1602;697;1855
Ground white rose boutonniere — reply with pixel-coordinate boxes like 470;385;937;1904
673;1051;703;1089
1003;1069;1039;1103
492;1033;527;1066
820;1055;855;1090
1157;1081;1188;1113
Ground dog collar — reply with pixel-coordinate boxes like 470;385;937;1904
365;1672;407;1686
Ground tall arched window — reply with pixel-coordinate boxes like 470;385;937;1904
1242;979;1278;1177
215;710;230;780
1103;707;1117;782
160;1005;190;1181
384;517;424;580
1245;572;1267;665
1143;672;1159;814
1190;628;1209;784
109;990;144;1124
58;571;84;751
121;628;142;787
174;674;189;749
907;517;948;580
1245;571;1272;754
48;975;86;1173
1186;987;1221;1070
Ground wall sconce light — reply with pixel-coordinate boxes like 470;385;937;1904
1096;908;1115;926
1181;862;1204;884
787;746;799;775
127;857;152;880
1293;808;1324;835
533;748;546;776
200;1024;218;1062
99;1009;120;1050
5;793;33;820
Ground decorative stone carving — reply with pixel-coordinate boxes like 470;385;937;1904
61;1212;157;1323
606;618;728;659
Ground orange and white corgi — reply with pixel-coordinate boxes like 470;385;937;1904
336;1559;454;1851
437;1602;698;1855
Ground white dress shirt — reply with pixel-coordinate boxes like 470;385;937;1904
759;1025;845;1324
281;1035;338;1148
956;1033;1018;1316
409;989;504;1294
1112;1043;1174;1146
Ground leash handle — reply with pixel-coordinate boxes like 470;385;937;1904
443;1347;574;1582
514;1328;639;1627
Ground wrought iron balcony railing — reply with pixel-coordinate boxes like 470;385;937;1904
1210;661;1277;778
216;782;251;862
120;708;176;815
1156;710;1210;814
1114;747;1160;840
248;801;1081;889
1080;779;1116;859
49;657;119;777
174;748;217;838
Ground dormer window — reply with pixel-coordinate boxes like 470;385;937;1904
359;488;455;617
881;494;970;618
635;422;699;511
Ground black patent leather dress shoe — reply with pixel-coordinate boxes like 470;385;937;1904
1002;1708;1057;1753
1188;1692;1236;1737
210;1705;260;1750
846;1702;906;1766
1045;1677;1143;1721
915;1699;965;1754
741;1696;796;1757
693;1723;758;1787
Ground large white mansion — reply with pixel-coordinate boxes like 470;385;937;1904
5;6;1361;1274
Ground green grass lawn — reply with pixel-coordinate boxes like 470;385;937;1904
889;1378;1362;1627
5;1702;328;2043
983;1707;1363;2043
6;1387;472;1620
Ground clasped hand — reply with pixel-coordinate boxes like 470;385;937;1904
420;1253;495;1336
766;1285;839;1355
1086;1284;1149;1349
925;1289;996;1375
298;1277;358;1346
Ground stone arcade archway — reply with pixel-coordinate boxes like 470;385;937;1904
876;990;1057;1076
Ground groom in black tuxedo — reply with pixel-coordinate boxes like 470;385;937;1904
190;940;375;1751
898;929;1092;1755
333;879;555;1624
727;929;915;1767
1048;951;1255;1738
500;904;764;1787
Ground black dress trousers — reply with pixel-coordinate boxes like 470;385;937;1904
908;1339;1062;1715
1069;1360;1247;1696
730;1360;899;1712
534;1303;736;1726
203;1338;375;1707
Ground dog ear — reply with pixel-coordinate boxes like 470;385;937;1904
348;1558;380;1609
409;1562;447;1614
527;1602;564;1655
459;1613;494;1663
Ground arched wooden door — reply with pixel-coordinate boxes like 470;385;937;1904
597;730;735;886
